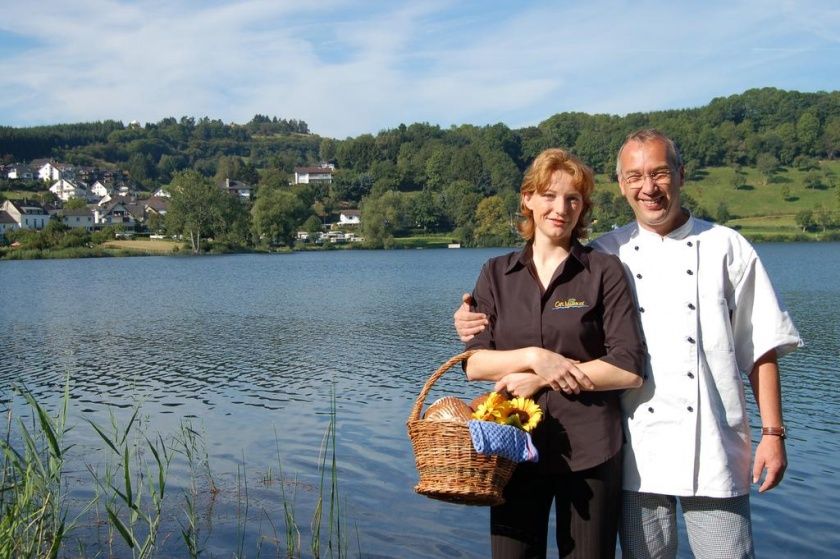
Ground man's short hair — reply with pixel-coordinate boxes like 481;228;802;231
616;129;683;178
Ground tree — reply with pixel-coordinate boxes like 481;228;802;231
796;112;820;154
474;195;517;247
441;179;482;230
259;168;290;190
166;170;227;253
360;191;408;248
301;215;324;235
793;156;819;171
319;138;337;163
216;194;252;247
795;209;814;232
729;168;748;190
780;184;791;201
126;152;155;187
715;202;732;224
824;116;840;159
331;171;373;203
215;156;259;185
250;186;307;247
804;171;824;190
410;189;445;232
755;153;779;186
814;205;835;232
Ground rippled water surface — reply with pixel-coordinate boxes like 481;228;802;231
1;243;838;557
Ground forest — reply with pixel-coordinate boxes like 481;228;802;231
1;87;838;249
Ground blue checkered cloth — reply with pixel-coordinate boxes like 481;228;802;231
468;420;539;463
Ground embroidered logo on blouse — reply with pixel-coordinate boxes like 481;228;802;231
553;298;588;310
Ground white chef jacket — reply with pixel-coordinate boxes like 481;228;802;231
592;215;802;497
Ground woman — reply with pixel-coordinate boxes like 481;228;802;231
463;148;644;558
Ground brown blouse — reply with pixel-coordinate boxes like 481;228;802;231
466;241;644;473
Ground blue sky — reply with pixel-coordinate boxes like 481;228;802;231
0;0;838;138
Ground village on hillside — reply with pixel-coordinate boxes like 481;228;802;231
0;160;364;246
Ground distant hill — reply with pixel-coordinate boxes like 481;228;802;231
1;88;838;247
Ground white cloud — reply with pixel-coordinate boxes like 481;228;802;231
0;0;837;137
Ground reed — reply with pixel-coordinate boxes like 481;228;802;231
86;406;172;559
1;386;359;558
273;427;302;557
311;386;352;559
172;420;215;559
0;385;70;559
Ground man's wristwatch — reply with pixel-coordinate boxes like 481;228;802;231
761;426;787;439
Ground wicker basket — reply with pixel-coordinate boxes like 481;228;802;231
406;351;516;506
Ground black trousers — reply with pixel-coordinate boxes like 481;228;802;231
490;451;622;559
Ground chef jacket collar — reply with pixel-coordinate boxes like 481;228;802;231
505;239;591;275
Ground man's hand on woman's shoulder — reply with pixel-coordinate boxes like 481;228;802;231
454;293;488;342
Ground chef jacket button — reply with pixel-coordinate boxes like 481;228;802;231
688;303;696;310
687;241;693;247
687;337;695;344
687;406;694;412
648;407;654;413
634;245;639;251
639;307;645;313
643;374;649;380
636;273;642;279
687;371;695;379
686;269;694;275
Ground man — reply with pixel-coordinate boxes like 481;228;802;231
455;129;802;558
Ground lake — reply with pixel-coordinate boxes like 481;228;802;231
1;243;838;558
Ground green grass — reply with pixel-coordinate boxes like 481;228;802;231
0;247;142;260
392;233;461;249
682;161;840;220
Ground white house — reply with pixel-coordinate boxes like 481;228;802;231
0;199;50;230
339;209;361;225
152;187;170;198
49;179;88;202
60;208;95;231
90;180;111;198
38;161;66;182
293;163;334;185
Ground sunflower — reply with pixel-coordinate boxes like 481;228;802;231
471;391;507;422
502;397;543;432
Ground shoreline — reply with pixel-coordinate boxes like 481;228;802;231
3;229;840;261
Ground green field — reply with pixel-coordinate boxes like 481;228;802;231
392;233;461;249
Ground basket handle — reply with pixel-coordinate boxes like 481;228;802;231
407;350;476;423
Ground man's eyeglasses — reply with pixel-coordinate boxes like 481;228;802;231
621;168;673;188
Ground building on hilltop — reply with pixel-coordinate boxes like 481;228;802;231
293;163;334;185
